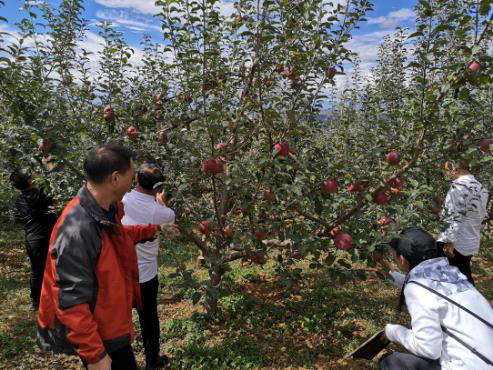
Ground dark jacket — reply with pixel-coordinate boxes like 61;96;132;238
14;188;57;241
37;186;159;364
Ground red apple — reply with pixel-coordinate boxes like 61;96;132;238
327;67;336;79
386;151;401;166
38;138;53;155
335;233;352;250
103;106;115;122
291;250;302;260
215;143;228;150
378;216;391;226
202;157;224;174
199;220;213;235
330;226;341;237
390;176;404;189
479;138;493;152
347;180;363;193
469;61;480;73
283;67;295;78
127;126;139;140
274;141;290;157
223;225;233;237
373;191;389;205
254;229;267;241
430;206;441;215
263;190;276;202
322;179;338;194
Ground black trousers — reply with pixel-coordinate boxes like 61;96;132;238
25;238;49;308
138;275;161;364
378;352;441;370
82;345;137;370
437;243;474;285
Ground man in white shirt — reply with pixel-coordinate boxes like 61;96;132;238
122;164;175;369
437;160;489;284
380;227;493;370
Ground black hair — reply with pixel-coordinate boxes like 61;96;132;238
137;163;164;190
390;227;437;311
10;169;32;190
83;143;135;184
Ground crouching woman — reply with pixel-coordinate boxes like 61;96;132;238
380;227;493;370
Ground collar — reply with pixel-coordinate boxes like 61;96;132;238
131;189;156;200
78;186;118;231
452;174;475;184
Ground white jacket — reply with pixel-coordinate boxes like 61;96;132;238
437;174;488;256
386;258;493;370
122;190;175;283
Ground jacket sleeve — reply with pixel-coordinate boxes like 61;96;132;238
53;228;106;364
437;185;464;244
385;281;443;360
122;224;159;244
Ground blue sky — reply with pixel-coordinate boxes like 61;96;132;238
1;0;418;75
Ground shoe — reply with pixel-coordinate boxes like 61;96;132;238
145;355;170;369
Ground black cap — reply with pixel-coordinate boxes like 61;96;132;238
390;227;437;264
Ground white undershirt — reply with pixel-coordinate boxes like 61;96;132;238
122;190;175;283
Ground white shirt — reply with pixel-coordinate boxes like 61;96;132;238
438;174;488;255
122;190;175;283
386;259;493;370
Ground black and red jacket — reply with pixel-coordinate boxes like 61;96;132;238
37;186;159;364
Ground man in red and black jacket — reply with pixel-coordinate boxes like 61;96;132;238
37;143;175;370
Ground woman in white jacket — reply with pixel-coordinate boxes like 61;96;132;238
380;227;493;370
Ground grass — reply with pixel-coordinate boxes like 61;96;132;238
0;228;492;370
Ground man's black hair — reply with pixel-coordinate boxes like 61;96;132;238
390;227;438;311
83;143;135;184
10;169;32;190
137;163;165;191
390;227;437;270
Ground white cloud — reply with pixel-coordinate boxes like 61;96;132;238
93;0;160;15
94;0;238;18
95;10;162;33
215;1;236;18
367;8;414;29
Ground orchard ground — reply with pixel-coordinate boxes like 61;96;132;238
1;227;492;370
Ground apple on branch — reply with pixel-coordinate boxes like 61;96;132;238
373;191;389;205
335;233;352;250
479;138;492;152
263;190;276;202
386;151;401;166
127;126;139;140
274;141;290;157
199;220;213;235
347;180;363;192
223;225;233;237
329;226;341;237
322;178;337;194
469;61;480;73
327;67;337;79
202;157;224;174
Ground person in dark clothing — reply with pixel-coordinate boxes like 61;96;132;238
10;169;57;310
